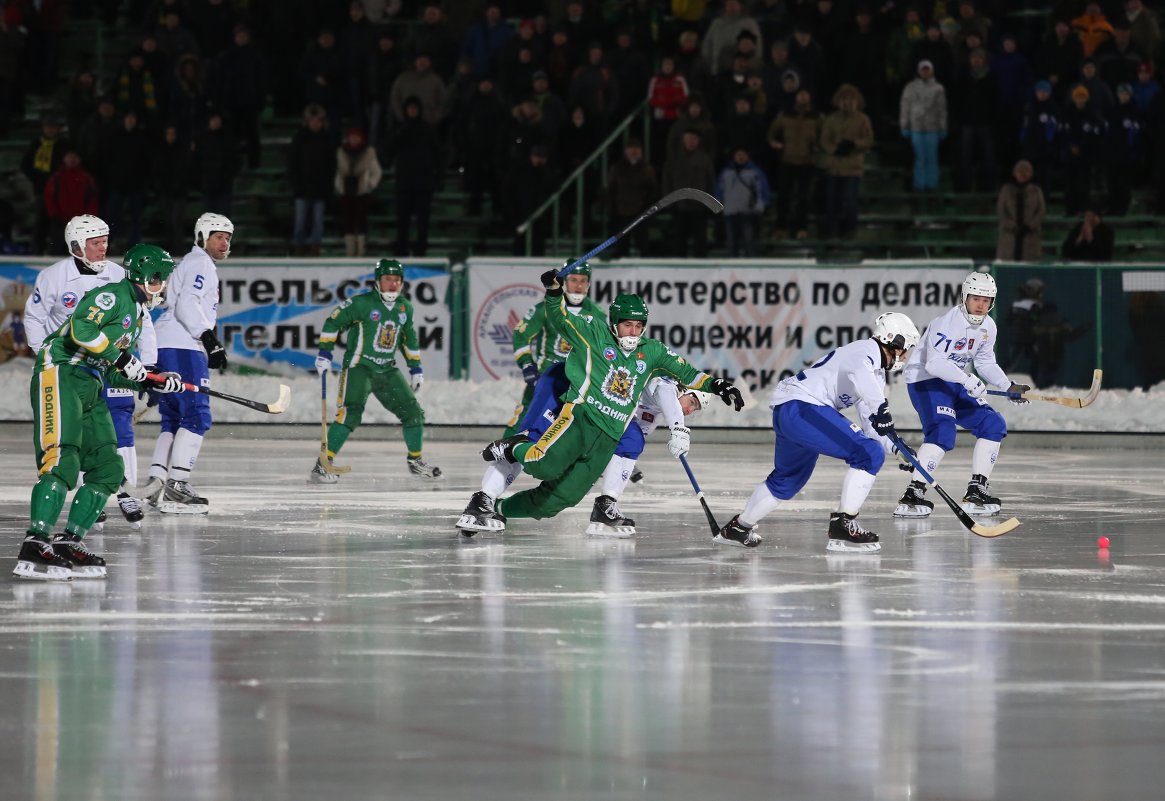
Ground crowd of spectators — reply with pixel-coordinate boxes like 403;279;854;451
0;0;1162;259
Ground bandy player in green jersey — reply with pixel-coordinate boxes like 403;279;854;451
472;268;745;527
15;244;186;581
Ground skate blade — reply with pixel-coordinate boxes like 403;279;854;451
307;473;339;485
126;520;142;531
91;520;105;532
826;539;881;553
158;502;209;516
893;504;932;518
456;515;505;533
585;521;635;538
12;561;73;581
713;533;762;548
960;502;1001;517
68;565;108;579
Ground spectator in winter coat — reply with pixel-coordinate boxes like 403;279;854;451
115;49;159;125
334;127;382;257
886;8;925;91
609;29;652;122
287;105;335;256
647;56;689;169
21;113;71;254
703;0;762;76
718;95;767;166
1131;62;1161;112
1061;85;1103;215
300;28;343;124
1020;80;1061;198
1071;3;1115;59
954;49;998;192
458;78;508;216
43;150;99;248
390;53;448;126
1062;209;1114;261
103;111;150;249
151;124;190;253
1095;19;1144;90
569;43;619;128
192;109;239;217
996;160;1046;261
910;23;956;88
1073;59;1115;116
1036;19;1084;98
899;60;948;192
606;139;658;256
503;144;559;255
60;68;98;142
407;3;459;80
1103;85;1143;216
666;96;716;164
662;129;715;257
787;23;825;99
716;147;771;257
993;34;1033;170
211;24;268;168
767;88;821;239
461;4;514;80
390;97;439;256
836;6;886;124
1124;0;1161;63
820;83;873;239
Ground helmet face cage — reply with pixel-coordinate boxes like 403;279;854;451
683;388;714;413
124;244;176;307
960;271;998;325
194;213;234;256
608;293;649;352
64;215;110;267
375;258;404;303
561;259;591;304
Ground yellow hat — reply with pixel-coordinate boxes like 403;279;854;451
1071;85;1090;100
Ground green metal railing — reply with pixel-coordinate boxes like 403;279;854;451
517;100;651;256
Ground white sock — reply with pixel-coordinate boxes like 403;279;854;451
915;442;946;479
169;429;204;481
117;445;138;489
600;456;636;498
740;482;782;528
838;468;877;516
149;431;173;481
480;462;522;498
972;439;1001;479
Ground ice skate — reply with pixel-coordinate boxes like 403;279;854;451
457;491;506;537
51;533;107;579
158;479;210;515
893;481;935;518
407;456;442;478
961;474;1002;516
12;536;73;581
482;434;526;464
826;512;881;553
308;457;339;484
91;509;107;531
117;491;144;530
585;494;636;538
714;515;762;548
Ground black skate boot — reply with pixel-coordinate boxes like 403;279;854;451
92;509;108;531
160;479;209;515
117;492;144;530
586;494;636;538
714;515;762;548
893;480;935;518
456;491;506;537
407;456;443;478
12;536;73;581
962;474;1001;516
481;434;527;464
51;533;107;579
827;512;880;553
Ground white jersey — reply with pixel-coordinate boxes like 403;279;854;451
902;305;1009;389
23;257;127;352
770;338;888;438
154;245;220;351
633;376;686;437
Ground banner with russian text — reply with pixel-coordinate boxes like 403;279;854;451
467;258;972;390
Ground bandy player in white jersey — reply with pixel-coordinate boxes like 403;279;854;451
144;213;233;514
23;214;157;530
893;271;1030;519
715;312;920;551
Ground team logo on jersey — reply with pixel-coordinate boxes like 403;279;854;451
953;338;967;351
113;333;133;350
601;365;637;405
95;292;116;310
641;411;655;423
62;291;78;309
603;347;617;361
376;322;399;351
635;359;646;374
398;313;407;324
121;314;132;329
552;334;572;359
370;310;380;321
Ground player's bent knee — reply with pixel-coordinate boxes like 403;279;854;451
924;423;957;451
976;412;1007;441
44;447;81;489
81;447;124;493
848;439;884;473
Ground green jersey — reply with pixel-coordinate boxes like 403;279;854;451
34;279;148;390
319;291;421;373
512;297;605;371
547;293;714;439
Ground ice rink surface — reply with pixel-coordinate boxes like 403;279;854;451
2;429;1164;801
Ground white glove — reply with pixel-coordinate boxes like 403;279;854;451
410;369;424;392
962;374;987;399
148;371;185;394
315;350;332;375
668;424;691;458
114;351;148;383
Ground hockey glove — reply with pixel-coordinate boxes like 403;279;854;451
709;377;744;411
962;374;987;399
315;350;333;375
409;367;424;392
144;371;185;394
114;351;148;383
1006;382;1031;405
868;400;897;440
520;362;539;387
200;329;227;371
668;424;691;458
540;269;563;296
892;439;917;472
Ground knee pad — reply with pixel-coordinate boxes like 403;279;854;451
848;437;885;474
975;409;1008;442
923;419;958;451
79;444;124;494
398;402;425;429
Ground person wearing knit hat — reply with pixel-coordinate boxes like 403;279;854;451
900;58;947;191
1104;81;1144;215
1062;81;1102;215
1071;84;1091;100
1034;79;1053;96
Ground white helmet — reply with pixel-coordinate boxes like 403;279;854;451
872;311;920;372
960;271;997;325
194;212;234;258
682;388;715;413
64;215;110;268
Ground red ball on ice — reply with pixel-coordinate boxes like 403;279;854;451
1097;536;1110;549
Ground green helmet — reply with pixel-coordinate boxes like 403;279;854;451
124;243;176;284
561;258;591;279
608;293;649;325
375;258;404;279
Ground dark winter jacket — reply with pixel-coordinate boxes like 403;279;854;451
287;126;335;199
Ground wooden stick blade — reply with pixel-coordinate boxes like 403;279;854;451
265;384;291;414
1022;369;1103;408
971;517;1021;538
